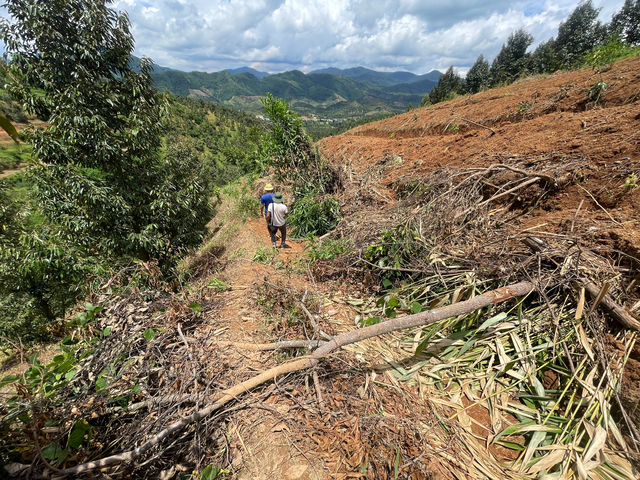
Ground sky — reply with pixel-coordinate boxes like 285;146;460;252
4;1;628;75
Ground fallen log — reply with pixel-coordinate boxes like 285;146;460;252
55;281;534;477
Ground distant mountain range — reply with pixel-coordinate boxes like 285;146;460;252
146;61;441;119
223;66;270;79
309;66;442;87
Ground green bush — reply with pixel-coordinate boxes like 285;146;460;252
288;195;341;237
586;37;640;72
305;237;352;263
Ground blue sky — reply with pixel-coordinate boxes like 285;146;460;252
5;1;627;74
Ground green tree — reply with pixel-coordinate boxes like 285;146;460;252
490;28;534;85
611;0;640;45
529;38;564;74
260;93;334;195
426;66;463;105
465;54;490;94
0;181;96;338
556;1;607;67
0;0;211;264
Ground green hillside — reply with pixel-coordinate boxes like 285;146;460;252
152;68;431;118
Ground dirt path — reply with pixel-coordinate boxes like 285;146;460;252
199;218;332;480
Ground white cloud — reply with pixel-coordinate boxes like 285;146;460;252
107;0;628;73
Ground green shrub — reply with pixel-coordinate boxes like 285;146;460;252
305;237;352;263
288;195;341;237
586;37;640;72
364;225;427;280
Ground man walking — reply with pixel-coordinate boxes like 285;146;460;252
266;192;288;249
260;184;274;233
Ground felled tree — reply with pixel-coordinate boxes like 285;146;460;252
0;0;211;264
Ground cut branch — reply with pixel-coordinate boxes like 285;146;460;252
460;117;496;137
56;281;534;477
215;340;327;351
477;176;541;207
578;282;640;331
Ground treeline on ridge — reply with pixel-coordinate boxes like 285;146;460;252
423;0;640;105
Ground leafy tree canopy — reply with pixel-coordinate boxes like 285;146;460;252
0;0;212;264
466;54;490;94
611;0;640;45
490;28;534;85
426;66;463;105
529;38;564;75
556;1;607;67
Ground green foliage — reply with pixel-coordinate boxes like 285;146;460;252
586;37;640;72
490;28;534;85
200;465;229;479
364;225;427;283
165;96;265;185
625;173;638;190
426;66;463;105
288;195;341;238
611;0;640;45
260;93;340;246
252;246;277;264
0;142;30;173
222;178;260;221
207;277;231;293
304;237;352;263
518;101;531;113
260;93;314;183
70;303;103;328
1;348;78;400
556;0;607;68
587;80;608;104
0;0;211;265
151;68;428;119
0;178;100;331
465;54;490;94
528;38;564;74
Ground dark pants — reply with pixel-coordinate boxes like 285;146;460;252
269;224;286;245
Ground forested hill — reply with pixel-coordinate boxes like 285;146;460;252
151;68;440;118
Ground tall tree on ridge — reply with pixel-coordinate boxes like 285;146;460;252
611;0;640;45
556;0;607;67
466;54;490;94
490;28;534;86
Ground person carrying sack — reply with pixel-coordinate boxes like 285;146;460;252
266;192;288;249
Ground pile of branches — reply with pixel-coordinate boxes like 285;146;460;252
315;153;594;283
0;291;241;478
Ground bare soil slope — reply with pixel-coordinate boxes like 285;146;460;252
319;56;640;258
